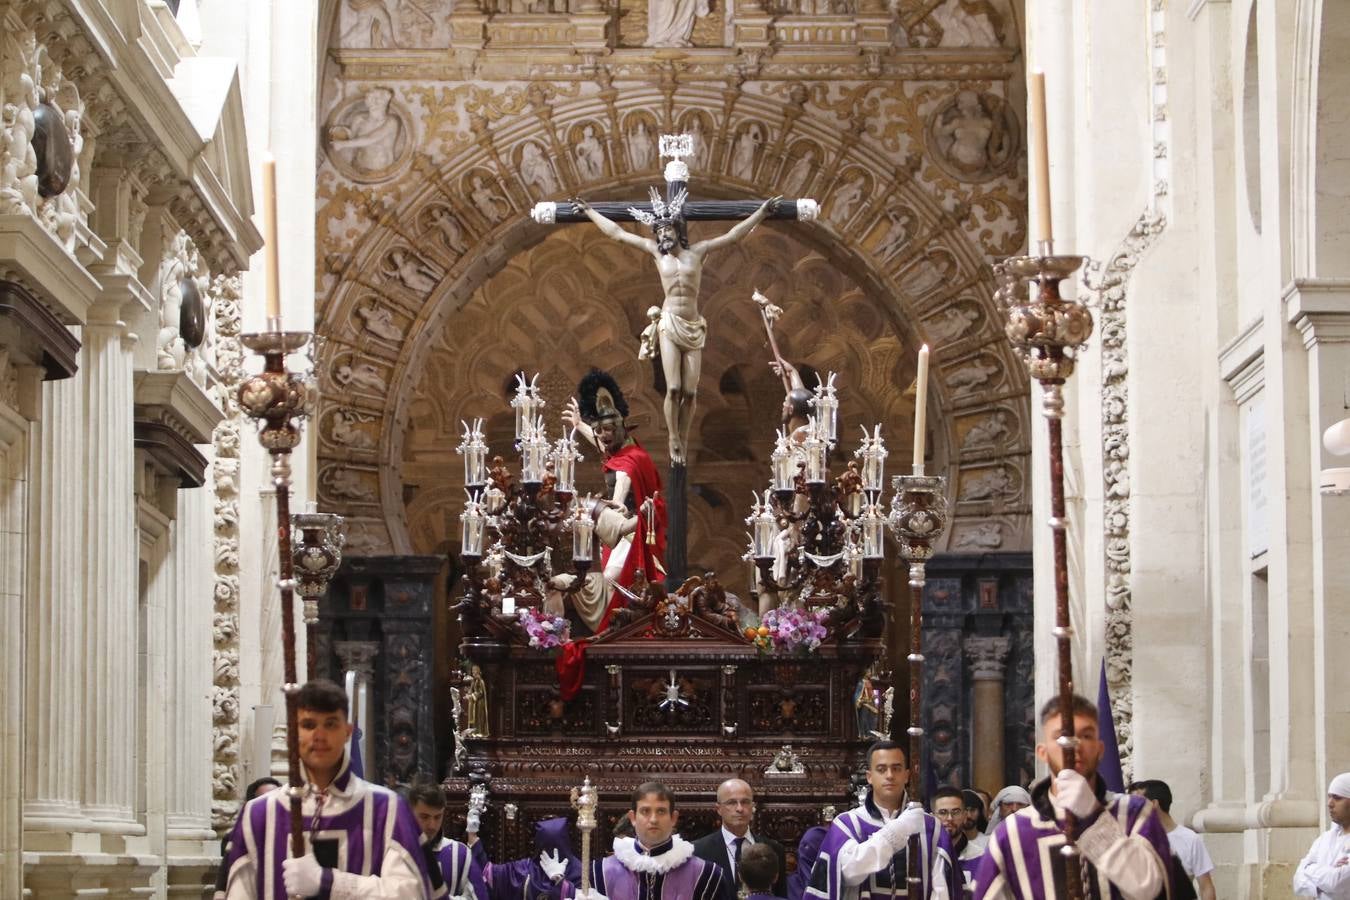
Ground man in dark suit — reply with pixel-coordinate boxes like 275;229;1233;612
692;778;787;897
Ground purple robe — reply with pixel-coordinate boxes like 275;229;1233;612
973;777;1172;900
804;794;956;900
222;754;438;899
789;827;829;900
561;836;732;900
471;817;582;900
432;836;485;899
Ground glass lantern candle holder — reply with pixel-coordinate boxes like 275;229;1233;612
862;504;885;559
856;424;887;494
484;485;506;515
510;372;544;444
570;502;595;562
771;430;796;492
811;372;840;447
846;534;864;582
461;492;487;557
745;493;778;562
804;427;827;485
457;418;488;488
520;416;548;484
552;431;581;494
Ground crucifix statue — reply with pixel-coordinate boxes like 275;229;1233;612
531;134;820;466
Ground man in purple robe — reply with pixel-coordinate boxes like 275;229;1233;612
805;741;955;900
788;826;828;900
562;781;734;900
222;679;438;898
974;695;1171;900
409;780;487;899
469;817;582;900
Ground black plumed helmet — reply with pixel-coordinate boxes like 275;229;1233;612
577;368;629;424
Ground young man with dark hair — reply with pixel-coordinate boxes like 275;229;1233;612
1129;780;1211;900
221;679;438;898
806;740;954;900
975;696;1171;900
563;780;733;900
741;843;783;900
692;778;787;896
933;787;985;891
409;779;485;899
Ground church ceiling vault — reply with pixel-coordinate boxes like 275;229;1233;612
314;0;1032;564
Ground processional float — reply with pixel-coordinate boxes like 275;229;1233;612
236;156;347;868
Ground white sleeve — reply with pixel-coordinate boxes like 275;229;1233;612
1074;812;1164;900
223;858;257;899
330;844;427;900
1295;836;1328;898
837;820;912;887
1188;834;1215;878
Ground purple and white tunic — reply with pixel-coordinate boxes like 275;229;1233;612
561;835;732;900
973;777;1171;900
805;794;955;900
222;755;437;899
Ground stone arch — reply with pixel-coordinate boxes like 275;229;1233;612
316;86;1031;558
1292;0;1350;276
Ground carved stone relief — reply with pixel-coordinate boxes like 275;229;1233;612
332;357;390;395
210;274;244;830
1;29;42;216
926;90;1018;183
572;122;607;182
923;302;980;346
517;140;558;196
324;87;414;183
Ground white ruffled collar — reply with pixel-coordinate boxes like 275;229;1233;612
612;836;695;874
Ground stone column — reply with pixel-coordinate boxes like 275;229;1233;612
80;308;140;831
1;357;39;897
167;477;215;840
964;636;1011;797
23;371;90;834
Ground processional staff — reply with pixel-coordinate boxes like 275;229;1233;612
885;345;949;897
236;154;319;873
993;68;1095;900
570;777;599;898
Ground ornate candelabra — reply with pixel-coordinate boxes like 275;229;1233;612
456;375;592;643
236;328;316;863
996;250;1092;897
291;509;347;679
744;374;890;632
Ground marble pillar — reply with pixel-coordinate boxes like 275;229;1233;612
80;311;140;831
168;476;216;839
23;370;90;834
0;378;32;898
964;636;1011;797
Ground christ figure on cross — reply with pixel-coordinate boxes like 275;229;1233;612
572;191;779;464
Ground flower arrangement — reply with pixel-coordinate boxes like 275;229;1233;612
520;606;570;650
743;606;830;654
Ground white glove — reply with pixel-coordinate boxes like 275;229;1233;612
466;809;481;834
884;804;928;844
1053;769;1098;819
283;854;324;897
539;848;568;883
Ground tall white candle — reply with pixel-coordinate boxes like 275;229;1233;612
912;344;929;471
262;154;281;324
1028;70;1053;246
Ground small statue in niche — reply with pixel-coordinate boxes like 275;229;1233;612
628;120;655;171
853;669;880;738
463;664;490;737
574;125;605;181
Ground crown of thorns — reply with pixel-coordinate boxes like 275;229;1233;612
627;186;687;228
